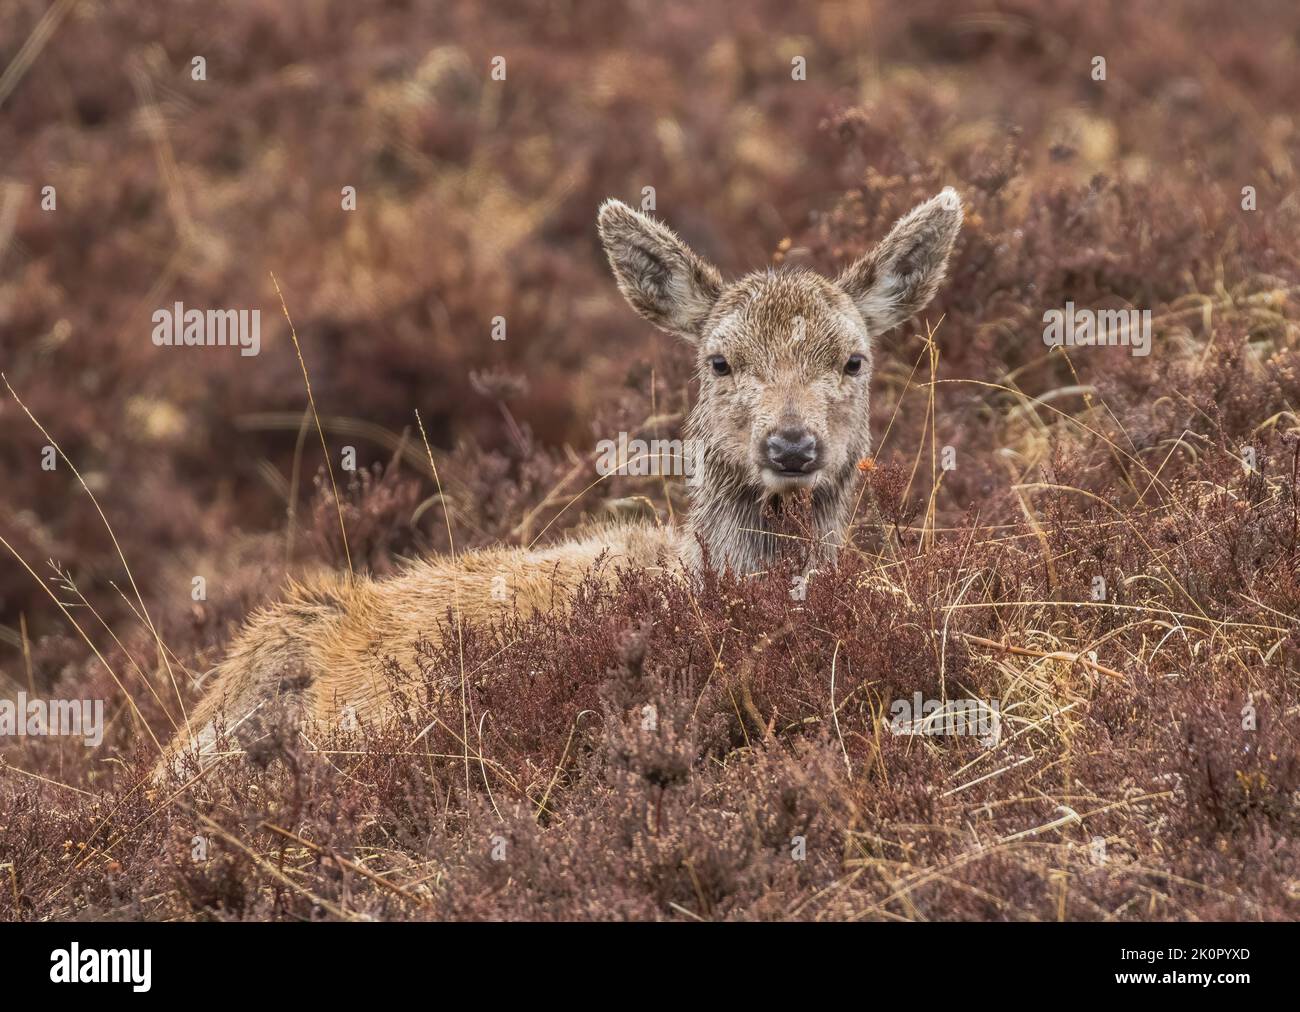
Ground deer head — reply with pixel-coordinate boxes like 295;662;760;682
598;190;962;574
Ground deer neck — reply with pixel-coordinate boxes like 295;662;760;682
681;453;857;576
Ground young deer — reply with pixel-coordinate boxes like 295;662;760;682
163;190;961;770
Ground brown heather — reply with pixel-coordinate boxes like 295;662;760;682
2;0;1300;920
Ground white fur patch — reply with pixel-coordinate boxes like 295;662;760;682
853;272;903;331
830;304;870;345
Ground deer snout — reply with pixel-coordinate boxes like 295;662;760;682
765;427;820;474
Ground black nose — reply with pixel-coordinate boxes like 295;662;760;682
766;428;818;473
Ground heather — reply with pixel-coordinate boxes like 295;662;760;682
1;0;1298;920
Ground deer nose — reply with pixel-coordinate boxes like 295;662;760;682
765;428;819;473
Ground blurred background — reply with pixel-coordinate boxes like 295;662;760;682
3;0;1299;686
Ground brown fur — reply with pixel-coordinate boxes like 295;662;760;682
163;192;961;770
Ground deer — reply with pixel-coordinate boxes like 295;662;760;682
160;189;962;773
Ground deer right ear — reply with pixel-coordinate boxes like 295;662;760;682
836;188;963;335
598;199;722;341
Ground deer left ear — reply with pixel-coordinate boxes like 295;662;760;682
598;199;723;341
836;188;963;335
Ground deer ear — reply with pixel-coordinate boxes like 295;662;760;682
598;199;722;340
836;188;963;335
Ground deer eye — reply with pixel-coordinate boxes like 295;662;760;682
844;354;865;376
707;355;731;376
